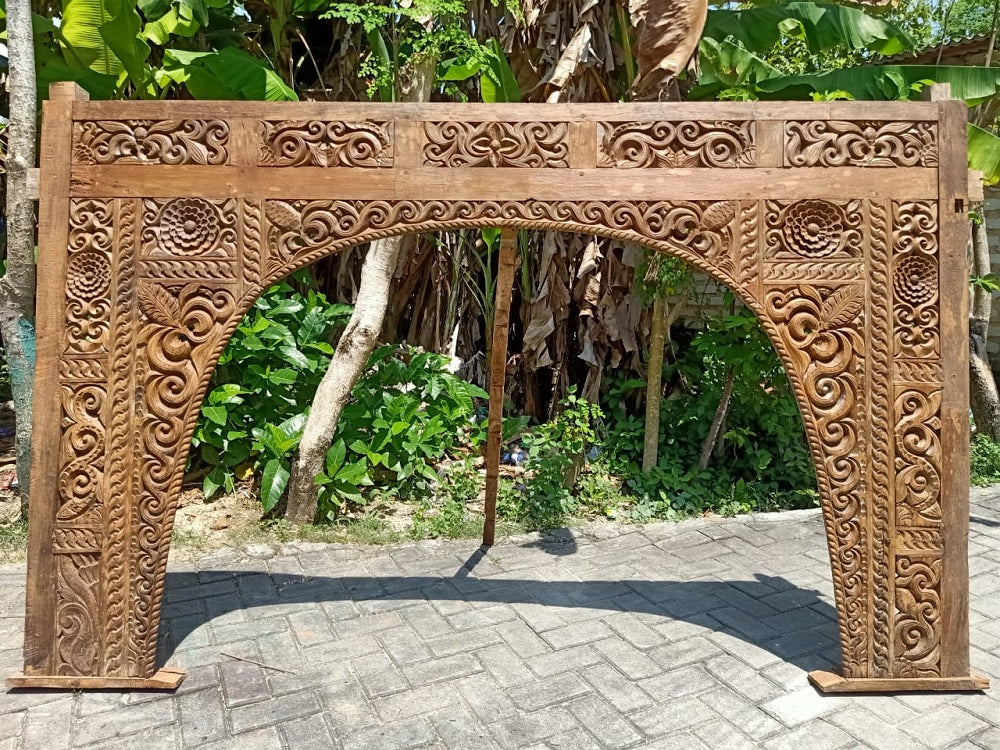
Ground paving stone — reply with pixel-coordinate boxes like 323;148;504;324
487;706;579;749
219;659;270;707
899;704;989;749
638;664;719;701
565;693;643;749
761;686;845;727
454;673;519;722
705;653;783;703
71;698;175;746
8;503;1000;750
582;663;656;713
630;695;717;737
280;712;337;749
762;719;853;750
178;688;227;748
228;690;321;734
474;643;536;687
593;637;662;680
826;706;921;750
508;672;591;710
197;727;280;750
374;682;461;721
340;717;437;750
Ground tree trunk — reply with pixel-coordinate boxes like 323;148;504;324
969;212;1000;442
699;369;735;470
284;55;436;524
2;0;38;516
642;296;667;473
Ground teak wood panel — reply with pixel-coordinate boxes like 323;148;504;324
12;83;985;691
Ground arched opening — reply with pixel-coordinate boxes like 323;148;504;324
156;207;856;684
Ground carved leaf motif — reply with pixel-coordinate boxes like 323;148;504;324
266;200;303;232
137;283;181;327
820;286;863;330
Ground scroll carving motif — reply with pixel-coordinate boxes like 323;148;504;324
73;120;229;165
786;121;937;168
599;121;755;168
259;121;393;167
131;283;237;674
262;199;740;286
423;122;569;168
764;284;867;674
894;556;942;677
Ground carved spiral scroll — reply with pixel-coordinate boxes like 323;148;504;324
73;120;229;165
423;122;569;168
599;121;755;168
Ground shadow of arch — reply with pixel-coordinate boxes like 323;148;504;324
158;567;841;676
144;200;856;679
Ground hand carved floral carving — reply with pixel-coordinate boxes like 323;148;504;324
786;121;937;167
599;121;755;168
142;198;237;258
73;120;229;165
765;199;863;260
892;201;939;359
259;121;393;167
423;122;569;167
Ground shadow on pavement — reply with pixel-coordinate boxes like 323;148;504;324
159;548;841;676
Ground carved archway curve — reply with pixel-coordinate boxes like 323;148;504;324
149;207;856;676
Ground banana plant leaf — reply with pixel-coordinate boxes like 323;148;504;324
755;65;1000;105
703;1;913;57
160;48;296;101
59;0;121;75
970;123;1000;187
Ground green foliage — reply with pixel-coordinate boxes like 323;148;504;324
191;272;351;503
510;391;603;525
602;300;817;520
411;458;483;539
314;345;488;518
30;0;295;100
320;0;508;101
972;434;1000;487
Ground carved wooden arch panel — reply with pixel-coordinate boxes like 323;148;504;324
12;83;985;693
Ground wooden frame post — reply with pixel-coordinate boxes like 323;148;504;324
483;229;518;547
8;94;987;693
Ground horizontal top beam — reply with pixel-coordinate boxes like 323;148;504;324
68;100;945;122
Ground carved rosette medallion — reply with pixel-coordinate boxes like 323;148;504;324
786;121;938;168
423;122;569;167
258;121;393;167
73;120;229;165
141;198;238;258
598;121;755;168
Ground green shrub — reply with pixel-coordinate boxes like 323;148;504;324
508;390;604;525
191;272;351;509
972;434;1000;486
601;300;817;519
314;345;488;519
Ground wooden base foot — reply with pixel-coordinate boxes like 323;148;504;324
809;669;989;694
6;667;186;691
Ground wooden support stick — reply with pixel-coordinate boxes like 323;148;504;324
483;228;518;547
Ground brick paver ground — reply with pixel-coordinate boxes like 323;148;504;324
4;487;1000;749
